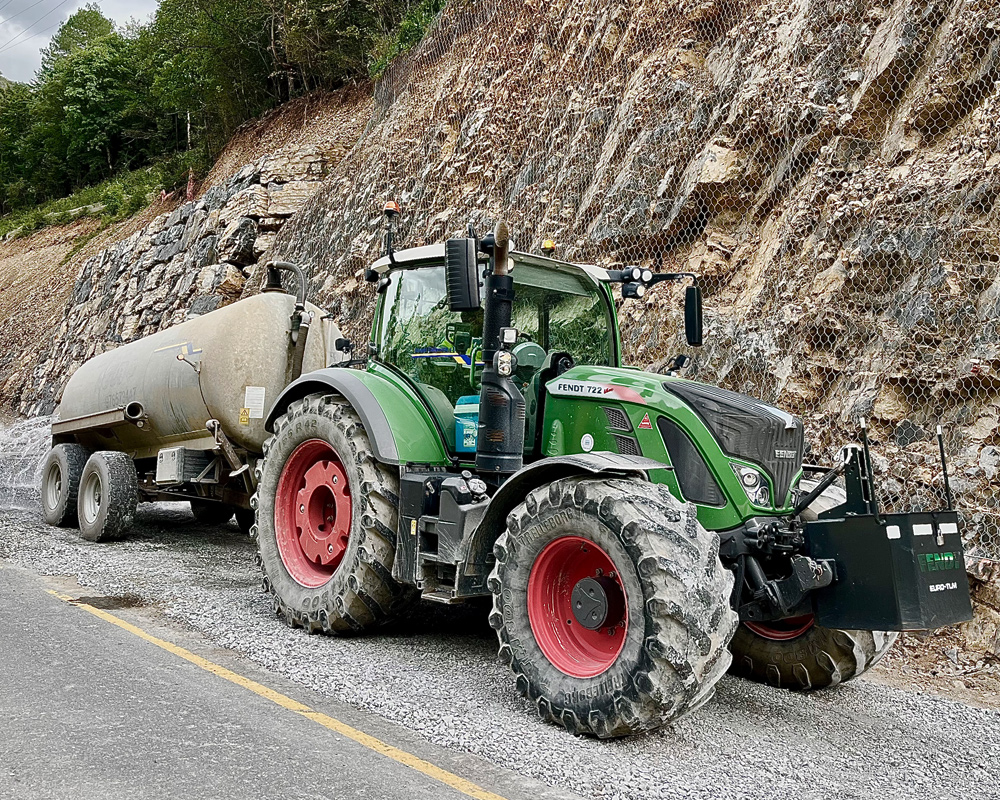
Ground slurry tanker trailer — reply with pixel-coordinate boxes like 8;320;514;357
41;214;972;737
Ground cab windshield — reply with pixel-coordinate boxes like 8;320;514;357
376;261;614;450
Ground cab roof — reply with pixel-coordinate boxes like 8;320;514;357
369;244;613;285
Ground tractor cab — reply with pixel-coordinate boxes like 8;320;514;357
367;246;621;460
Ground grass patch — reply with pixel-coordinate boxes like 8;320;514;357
369;0;447;79
0;150;209;241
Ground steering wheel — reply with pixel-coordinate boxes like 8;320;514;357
513;341;546;372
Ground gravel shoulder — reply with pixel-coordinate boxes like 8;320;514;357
2;502;999;800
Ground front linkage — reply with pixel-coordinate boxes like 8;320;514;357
722;424;970;634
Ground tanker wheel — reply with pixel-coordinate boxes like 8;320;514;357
76;451;139;542
189;499;235;526
728;480;898;690
234;508;255;536
253;393;416;633
488;476;738;738
40;443;90;526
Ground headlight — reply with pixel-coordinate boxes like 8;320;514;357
496;351;516;377
732;463;771;507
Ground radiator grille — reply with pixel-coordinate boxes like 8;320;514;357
613;434;642;456
603;406;632;431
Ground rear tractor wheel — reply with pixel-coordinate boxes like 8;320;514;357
728;481;898;690
489;476;738;738
40;443;89;526
76;451;139;542
253;393;416;633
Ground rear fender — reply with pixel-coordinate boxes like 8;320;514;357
265;369;449;466
456;452;667;595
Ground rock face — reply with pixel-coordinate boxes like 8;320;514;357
14;147;341;415
265;0;1000;555
6;0;1000;564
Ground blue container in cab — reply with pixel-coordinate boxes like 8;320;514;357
455;395;480;453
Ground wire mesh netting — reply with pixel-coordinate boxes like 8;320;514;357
276;0;1000;558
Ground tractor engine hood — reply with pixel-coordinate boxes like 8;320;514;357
657;379;805;507
544;367;805;510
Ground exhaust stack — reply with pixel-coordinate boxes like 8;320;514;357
475;222;525;484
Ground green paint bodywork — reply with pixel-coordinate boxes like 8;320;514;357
540;364;800;532
353;365;452;466
364;250;799;533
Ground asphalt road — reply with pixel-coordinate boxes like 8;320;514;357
0;564;577;800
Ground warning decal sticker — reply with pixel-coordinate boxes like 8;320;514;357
244;386;266;419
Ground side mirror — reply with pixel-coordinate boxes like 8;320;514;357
445;237;481;311
685;284;703;347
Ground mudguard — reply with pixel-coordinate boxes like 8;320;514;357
455;452;670;595
265;368;450;466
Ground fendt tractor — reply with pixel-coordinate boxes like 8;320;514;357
40;210;972;737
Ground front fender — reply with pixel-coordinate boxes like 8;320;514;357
456;452;668;595
265;368;449;466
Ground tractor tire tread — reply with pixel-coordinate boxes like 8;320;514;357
490;476;738;738
254;394;416;634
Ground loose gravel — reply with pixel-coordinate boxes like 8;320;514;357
2;500;998;800
2;421;998;800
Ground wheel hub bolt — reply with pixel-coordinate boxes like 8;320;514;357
299;504;305;513
571;576;626;630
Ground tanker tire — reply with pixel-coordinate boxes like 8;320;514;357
254;393;417;634
76;451;139;542
728;480;898;690
488;477;739;738
234;508;255;536
40;443;89;527
189;500;235;526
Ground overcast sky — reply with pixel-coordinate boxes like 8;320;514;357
0;0;158;82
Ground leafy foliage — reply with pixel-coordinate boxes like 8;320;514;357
0;151;208;240
369;0;446;78
0;0;445;223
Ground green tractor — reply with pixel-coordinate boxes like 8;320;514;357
252;219;971;738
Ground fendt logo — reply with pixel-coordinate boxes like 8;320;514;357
918;552;960;573
774;449;797;459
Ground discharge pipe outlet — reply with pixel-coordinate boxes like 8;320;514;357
263;261;308;309
263;261;311;383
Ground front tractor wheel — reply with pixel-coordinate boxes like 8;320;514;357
728;481;898;690
489;477;738;738
253;394;415;633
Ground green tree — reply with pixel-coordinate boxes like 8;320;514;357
0;82;33;214
38;3;115;76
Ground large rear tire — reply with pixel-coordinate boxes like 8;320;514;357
728;481;898;690
488;476;738;738
76;451;138;542
253;394;416;633
40;443;89;526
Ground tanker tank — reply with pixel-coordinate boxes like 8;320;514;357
55;291;342;459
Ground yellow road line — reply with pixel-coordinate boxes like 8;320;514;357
48;590;508;800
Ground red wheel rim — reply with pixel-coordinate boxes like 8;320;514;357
744;614;815;641
274;439;352;588
527;536;629;679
